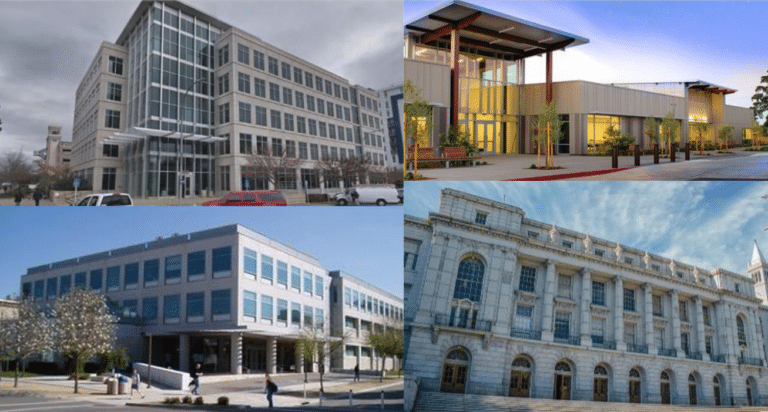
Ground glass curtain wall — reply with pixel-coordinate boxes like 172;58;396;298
587;115;620;154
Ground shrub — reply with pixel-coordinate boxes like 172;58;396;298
98;347;129;374
182;395;192;404
162;397;181;404
194;397;204;405
743;139;752;147
68;373;90;380
439;126;479;157
217;396;229;406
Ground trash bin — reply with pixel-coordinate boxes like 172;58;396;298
117;374;128;394
106;378;117;395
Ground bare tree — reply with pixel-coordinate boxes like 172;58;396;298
315;155;373;188
53;289;115;393
4;298;54;387
366;321;404;382
0;150;35;186
246;147;304;190
296;325;347;393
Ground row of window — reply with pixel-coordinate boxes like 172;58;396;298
344;345;377;358
122;288;231;323
242;247;324;298
344;315;386;334
234;133;356;162
242;290;324;329
231;102;355;141
343;286;402;321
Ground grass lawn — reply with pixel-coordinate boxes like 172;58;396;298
0;370;41;378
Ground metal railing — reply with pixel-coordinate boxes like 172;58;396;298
712;354;727;363
434;313;492;332
511;328;542;341
554;336;581;346
658;347;677;357
626;344;648;354
739;356;764;366
686;351;703;361
591;337;617;350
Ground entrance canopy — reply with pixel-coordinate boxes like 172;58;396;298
103;127;226;145
405;0;589;60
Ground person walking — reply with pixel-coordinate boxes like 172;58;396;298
354;363;360;382
13;189;23;206
190;363;202;395
131;369;145;398
265;373;277;408
32;188;42;206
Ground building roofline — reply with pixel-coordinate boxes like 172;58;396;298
329;270;403;303
116;1;231;46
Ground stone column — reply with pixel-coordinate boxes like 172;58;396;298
644;284;656;355
695;297;708;361
580;268;592;346
540;259;557;342
750;309;764;363
614;276;625;351
482;246;502;330
723;303;739;363
416;235;450;325
671;291;683;357
495;250;518;335
752;309;766;365
231;333;243;375
267;336;277;374
179;334;190;373
295;347;304;374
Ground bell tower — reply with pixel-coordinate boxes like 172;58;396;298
747;240;768;305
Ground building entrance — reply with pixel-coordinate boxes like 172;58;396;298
441;348;469;394
509;357;531;397
593;365;608;402
553;361;572;400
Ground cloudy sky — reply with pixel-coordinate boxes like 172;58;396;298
0;207;403;300
0;0;403;157
405;181;768;277
405;1;766;114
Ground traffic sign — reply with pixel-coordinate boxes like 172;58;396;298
73;177;81;189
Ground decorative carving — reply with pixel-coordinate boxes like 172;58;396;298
554;297;577;310
549;225;559;244
669;260;677;277
623;311;641;322
643;251;651;269
482;333;490;350
693;267;701;283
680;322;692;333
502;271;514;284
583;234;592;253
653;318;668;328
431;325;438;344
515;290;539;305
591;305;610;317
615;243;623;262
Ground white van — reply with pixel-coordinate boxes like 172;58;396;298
334;186;400;206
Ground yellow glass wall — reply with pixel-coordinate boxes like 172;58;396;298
587;115;620;153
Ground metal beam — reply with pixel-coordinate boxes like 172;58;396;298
421;12;483;44
461;25;546;49
454;37;525;56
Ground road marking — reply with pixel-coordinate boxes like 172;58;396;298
0;402;96;412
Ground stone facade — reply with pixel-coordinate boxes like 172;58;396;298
405;189;768;407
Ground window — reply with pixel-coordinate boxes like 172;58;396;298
344;287;351;306
239;133;252;154
211;289;231;319
105;109;120;128
304;306;313;327
653;295;663;316
291;267;301;291
554;312;570;340
514;305;532;331
75;272;86;288
291;302;301;325
281;62;291;79
187;251;205;280
624;323;635;345
654;327;665;350
143;297;158;321
345;316;357;329
108;56;123;75
269;82;280;101
295;91;304;109
218;103;230;124
703;306;710;326
315;76;323;91
262;255;273;280
60;274;71;296
187;292;204;321
624;257;633;265
317;98;325;114
106;266;120;291
519;266;536;293
293;67;303;84
557;274;572;299
89;269;102;290
101;168;116;191
262;295;273;321
218;45;229;66
212;246;232;274
254;77;266;98
315;275;324;298
303;271;313;294
562;240;573;249
305;72;313;88
237;44;249;64
453;257;484;302
315;308;324;329
592;318;605;343
345;346;358;357
277;261;288;286
33;280;44;299
218;74;230;94
679;300;689;322
107;82;122;101
705;335;712;355
277;299;288;322
527;231;539;239
737;316;747;346
103;144;119;157
164;255;181;283
243;291;257;318
270;110;281;129
253;50;264;70
244;248;257;275
46;277;58;298
238;72;250;93
255;106;267;126
681;332;690;354
283;87;293;105
623;288;636;311
475;212;487;225
307;95;315;111
651;264;660;272
268;56;278;75
353;290;359;309
164;294;180;323
595;249;604;257
284;113;294;132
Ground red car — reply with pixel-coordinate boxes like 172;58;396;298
202;191;287;206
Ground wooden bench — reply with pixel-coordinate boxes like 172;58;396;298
442;147;481;168
407;146;447;170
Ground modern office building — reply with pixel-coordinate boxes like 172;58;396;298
379;84;404;166
71;1;388;197
19;224;402;375
405;189;768;407
329;270;404;372
34;125;72;173
404;1;754;156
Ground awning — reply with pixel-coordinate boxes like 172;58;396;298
103;127;227;144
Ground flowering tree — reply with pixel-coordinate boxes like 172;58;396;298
4;298;54;387
366;322;404;382
53;289;115;393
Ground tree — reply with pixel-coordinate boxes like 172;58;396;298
751;70;768;127
602;124;621;154
660;112;678;156
0;150;35;186
366;323;404;382
643;117;658;150
692;122;709;155
439;126;478;157
316;155;373;189
296;325;346;393
751;120;766;150
245;147;304;191
53;288;115;393
404;80;433;178
534;103;562;169
4;298;53;387
717;125;734;152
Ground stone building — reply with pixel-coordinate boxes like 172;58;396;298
405;188;768;407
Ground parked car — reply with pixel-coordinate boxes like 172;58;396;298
202;191;287;206
334;186;400;206
75;193;133;206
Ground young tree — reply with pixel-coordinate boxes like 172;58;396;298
751;120;766;150
246;147;304;190
717;125;734;152
660;113;678;156
0;149;35;186
366;323;404;382
534;103;562;169
53;289;115;393
643;117;658;150
296;325;346;393
692;122;709;155
4;299;54;387
751;69;768;127
404;80;433;178
602;125;622;154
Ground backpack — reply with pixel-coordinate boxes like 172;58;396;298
268;380;278;393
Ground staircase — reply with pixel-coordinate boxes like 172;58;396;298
414;391;768;412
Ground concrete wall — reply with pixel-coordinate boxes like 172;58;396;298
404;59;451;108
725;105;755;142
134;362;191;390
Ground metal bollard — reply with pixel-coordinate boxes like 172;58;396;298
685;142;690;160
319;389;323;407
634;145;640;166
670;143;676;162
381;390;385;410
611;146;618;169
653;144;659;164
349;389;353;406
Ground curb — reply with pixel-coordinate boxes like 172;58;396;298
505;167;635;181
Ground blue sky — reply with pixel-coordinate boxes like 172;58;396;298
405;182;768;275
0;207;403;299
405;1;767;111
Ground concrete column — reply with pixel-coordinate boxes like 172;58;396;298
695;297;708;361
295;347;304;374
671;291;683;357
750;309;764;362
495;250;518;335
267;337;277;374
580;268;592;345
644;284;656;355
614;276;625;351
231;333;243;375
540;259;557;342
482;247;502;328
752;309;766;365
723;303;739;363
179;334;190;373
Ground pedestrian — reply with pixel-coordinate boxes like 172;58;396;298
131;368;145;398
354;363;360;382
189;363;202;395
33;188;42;206
13;189;23;206
265;373;277;408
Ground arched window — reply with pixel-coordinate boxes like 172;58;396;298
630;368;640;378
629;368;642;403
713;375;722;406
446;348;469;362
660;370;671;404
688;374;696;383
554;360;572;400
689;374;698;405
441;348;470;394
510;356;532;398
555;361;571;372
594;365;607;375
593;364;609;402
661;371;670;381
737;316;747;347
512;357;531;368
453;257;485;302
